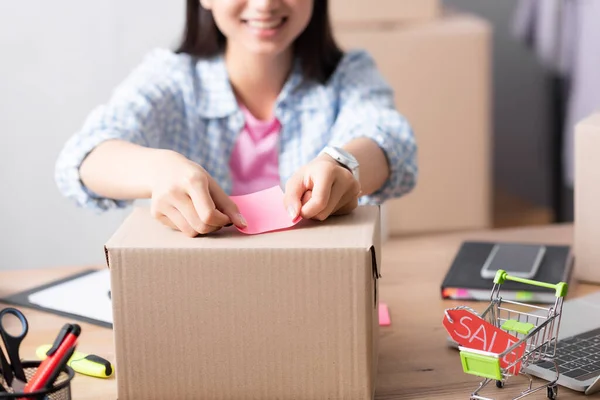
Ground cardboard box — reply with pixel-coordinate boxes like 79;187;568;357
574;111;600;284
105;206;382;400
330;0;440;24
335;13;492;235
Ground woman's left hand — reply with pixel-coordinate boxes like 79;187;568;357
284;155;361;221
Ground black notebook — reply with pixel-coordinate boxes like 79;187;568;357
441;241;574;303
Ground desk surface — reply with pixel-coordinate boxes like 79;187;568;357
1;224;597;399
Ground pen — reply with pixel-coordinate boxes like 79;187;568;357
44;346;76;390
22;324;81;394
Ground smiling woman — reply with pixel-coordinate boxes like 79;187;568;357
244;16;287;30
207;0;311;52
54;0;417;238
176;0;343;83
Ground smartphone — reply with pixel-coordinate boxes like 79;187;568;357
480;243;546;279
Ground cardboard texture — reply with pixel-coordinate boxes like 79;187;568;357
105;206;382;400
334;13;492;235
574;111;600;284
330;0;440;24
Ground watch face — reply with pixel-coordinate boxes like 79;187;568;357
335;147;355;161
332;147;358;167
322;146;359;179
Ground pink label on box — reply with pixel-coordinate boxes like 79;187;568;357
379;303;391;326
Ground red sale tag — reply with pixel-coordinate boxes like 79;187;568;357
444;309;526;375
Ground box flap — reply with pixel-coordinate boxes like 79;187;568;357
105;205;379;250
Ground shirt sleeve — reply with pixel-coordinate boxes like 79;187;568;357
54;49;184;212
328;50;418;205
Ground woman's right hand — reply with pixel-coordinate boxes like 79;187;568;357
149;150;247;237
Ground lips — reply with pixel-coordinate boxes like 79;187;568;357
243;17;287;30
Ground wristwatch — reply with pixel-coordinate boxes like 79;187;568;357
320;146;360;181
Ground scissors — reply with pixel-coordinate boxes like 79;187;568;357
0;307;29;390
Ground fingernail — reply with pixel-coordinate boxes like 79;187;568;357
237;213;247;227
288;205;297;219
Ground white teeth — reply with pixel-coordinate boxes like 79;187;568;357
246;19;283;29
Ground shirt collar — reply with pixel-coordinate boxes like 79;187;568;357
195;55;238;118
195;54;326;119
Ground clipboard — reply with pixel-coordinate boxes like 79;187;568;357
0;269;113;329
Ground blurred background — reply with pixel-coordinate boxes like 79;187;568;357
1;0;598;270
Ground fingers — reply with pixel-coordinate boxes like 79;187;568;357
300;173;334;219
332;179;361;215
186;177;231;228
289;160;361;221
151;172;234;235
301;164;361;220
156;214;178;230
284;173;305;220
332;194;359;216
208;178;247;228
149;157;242;235
154;194;223;237
313;181;346;221
172;194;222;235
301;190;312;206
159;207;200;238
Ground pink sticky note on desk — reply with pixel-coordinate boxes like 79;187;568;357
230;186;301;235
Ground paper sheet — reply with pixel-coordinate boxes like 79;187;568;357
28;269;113;324
230;186;301;234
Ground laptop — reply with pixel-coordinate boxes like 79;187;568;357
447;290;600;395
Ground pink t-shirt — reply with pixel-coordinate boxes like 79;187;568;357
229;105;281;196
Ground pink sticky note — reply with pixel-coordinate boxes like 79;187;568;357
230;186;302;235
379;303;391;326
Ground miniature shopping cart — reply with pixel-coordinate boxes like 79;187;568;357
445;269;568;400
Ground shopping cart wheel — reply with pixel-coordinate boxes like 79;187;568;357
547;385;558;399
495;380;504;388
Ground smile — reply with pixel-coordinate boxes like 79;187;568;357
243;17;287;30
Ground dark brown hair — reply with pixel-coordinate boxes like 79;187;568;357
176;0;344;83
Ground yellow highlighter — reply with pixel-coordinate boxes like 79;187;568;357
36;344;114;379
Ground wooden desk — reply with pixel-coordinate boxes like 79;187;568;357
0;224;597;399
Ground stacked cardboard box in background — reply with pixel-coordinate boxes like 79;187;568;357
330;0;440;24
574;111;600;284
331;2;493;236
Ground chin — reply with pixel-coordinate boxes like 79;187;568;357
243;42;291;57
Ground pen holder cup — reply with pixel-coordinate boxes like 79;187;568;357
0;361;74;400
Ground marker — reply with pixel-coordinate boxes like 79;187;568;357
36;345;113;379
22;324;81;394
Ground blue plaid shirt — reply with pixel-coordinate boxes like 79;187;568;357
55;48;417;211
